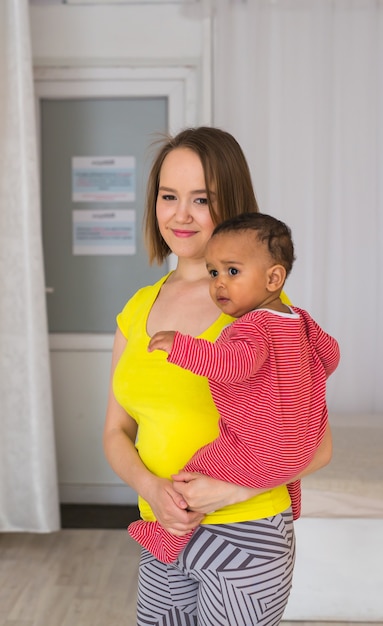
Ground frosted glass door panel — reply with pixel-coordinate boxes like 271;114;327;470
41;97;167;333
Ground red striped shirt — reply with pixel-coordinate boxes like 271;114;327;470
168;307;340;519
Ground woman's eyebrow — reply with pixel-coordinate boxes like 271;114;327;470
192;189;216;196
158;186;216;195
158;186;176;192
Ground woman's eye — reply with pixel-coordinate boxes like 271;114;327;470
161;194;176;201
195;197;208;205
228;267;239;276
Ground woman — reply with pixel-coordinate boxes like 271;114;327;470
103;127;332;626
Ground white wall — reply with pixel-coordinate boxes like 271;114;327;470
30;2;211;122
31;4;202;61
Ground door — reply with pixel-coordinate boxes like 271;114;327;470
35;66;197;504
41;96;167;334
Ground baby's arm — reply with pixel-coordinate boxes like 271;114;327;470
316;327;340;377
168;328;267;382
149;324;267;383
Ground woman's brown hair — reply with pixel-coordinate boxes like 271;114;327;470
144;126;259;264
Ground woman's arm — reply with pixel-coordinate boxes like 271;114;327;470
103;328;204;535
294;421;332;478
172;424;333;514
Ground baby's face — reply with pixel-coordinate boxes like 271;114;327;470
205;230;274;318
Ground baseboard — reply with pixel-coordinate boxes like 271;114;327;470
60;504;140;529
59;483;138;505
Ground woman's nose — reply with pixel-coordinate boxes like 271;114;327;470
174;200;192;223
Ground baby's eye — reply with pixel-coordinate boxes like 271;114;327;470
209;269;218;278
228;267;239;276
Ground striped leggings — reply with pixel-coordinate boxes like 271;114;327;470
136;509;295;626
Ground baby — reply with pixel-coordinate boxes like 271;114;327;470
128;212;340;563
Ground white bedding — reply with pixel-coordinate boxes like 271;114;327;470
301;413;383;518
284;413;383;621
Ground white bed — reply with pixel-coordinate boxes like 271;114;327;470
283;413;383;621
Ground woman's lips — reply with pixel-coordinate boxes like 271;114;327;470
171;229;197;238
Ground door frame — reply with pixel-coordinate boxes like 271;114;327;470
34;64;198;351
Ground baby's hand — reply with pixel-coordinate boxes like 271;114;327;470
148;330;176;354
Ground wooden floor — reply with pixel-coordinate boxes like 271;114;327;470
0;529;381;626
0;530;140;626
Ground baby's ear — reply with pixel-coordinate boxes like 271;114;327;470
267;265;286;292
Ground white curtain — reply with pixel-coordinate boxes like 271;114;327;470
211;0;383;413
0;0;60;531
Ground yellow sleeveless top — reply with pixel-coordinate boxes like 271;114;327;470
114;273;291;524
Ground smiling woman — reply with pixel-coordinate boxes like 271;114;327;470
103;127;333;626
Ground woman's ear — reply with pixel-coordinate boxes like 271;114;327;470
266;265;286;292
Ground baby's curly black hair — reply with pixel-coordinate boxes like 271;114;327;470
212;212;296;277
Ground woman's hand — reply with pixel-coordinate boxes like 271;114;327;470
172;471;262;514
147;476;204;536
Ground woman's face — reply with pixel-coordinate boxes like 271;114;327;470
156;147;216;261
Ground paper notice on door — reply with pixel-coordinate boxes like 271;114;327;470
72;209;136;255
72;156;135;202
